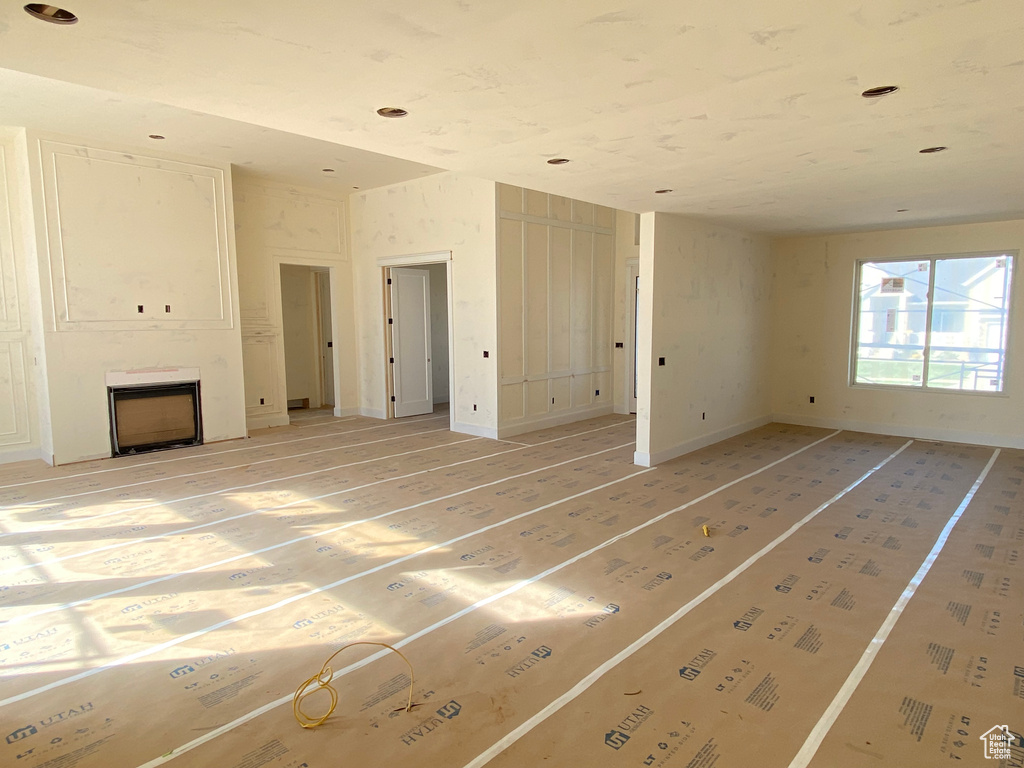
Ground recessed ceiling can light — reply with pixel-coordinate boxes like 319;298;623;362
148;134;165;140
654;189;673;194
376;107;408;118
322;168;335;173
919;146;947;153
861;85;899;98
546;158;570;165
24;4;77;23
896;208;909;212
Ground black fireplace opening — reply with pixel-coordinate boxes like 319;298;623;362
108;381;203;457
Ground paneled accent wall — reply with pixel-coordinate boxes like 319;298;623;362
233;178;353;429
38;141;234;330
29;134;246;464
497;184;615;436
0;141;33;456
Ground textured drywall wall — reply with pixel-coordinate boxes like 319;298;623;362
0;128;41;463
24;132;246;464
233;177;355;428
496;184;616;436
636;212;772;465
348;172;497;433
771;219;1024;447
426;262;450;403
279;264;318;404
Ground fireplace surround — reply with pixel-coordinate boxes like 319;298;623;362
106;369;202;457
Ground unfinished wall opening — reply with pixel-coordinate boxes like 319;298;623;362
280;263;336;420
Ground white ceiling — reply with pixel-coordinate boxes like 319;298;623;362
0;68;442;193
0;0;1022;235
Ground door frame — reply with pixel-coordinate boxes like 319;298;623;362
272;253;341;417
313;268;334;408
625;258;639;415
377;251;454;429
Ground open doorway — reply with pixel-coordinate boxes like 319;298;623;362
382;259;452;423
280;263;336;423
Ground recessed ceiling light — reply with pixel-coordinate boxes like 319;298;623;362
654;189;673;194
24;4;77;24
547;158;570;165
352;186;360;190
919;146;947;154
376;107;408;118
861;85;899;98
896;208;909;212
322;168;335;173
148;134;165;140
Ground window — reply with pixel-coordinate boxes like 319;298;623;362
852;252;1015;392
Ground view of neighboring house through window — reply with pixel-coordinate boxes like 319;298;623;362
852;252;1015;392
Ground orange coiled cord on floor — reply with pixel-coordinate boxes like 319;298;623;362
293;641;416;729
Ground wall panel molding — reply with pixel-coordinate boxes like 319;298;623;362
38;140;234;332
0;147;21;332
497;184;616;430
0;339;31;446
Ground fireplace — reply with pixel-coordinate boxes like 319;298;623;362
107;380;203;457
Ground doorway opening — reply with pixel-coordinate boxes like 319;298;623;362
280;263;336;424
382;258;452;425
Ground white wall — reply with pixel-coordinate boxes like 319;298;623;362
279;264;318;404
348;172;497;434
772;219;1024;447
496;184;616;437
636;212;773;466
0;128;43;463
21;133;247;464
425;262;450;404
233;177;356;428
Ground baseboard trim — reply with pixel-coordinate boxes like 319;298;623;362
635;414;773;467
771;412;1024;449
0;446;50;466
453;421;499;439
336;406;362;417
497;403;615;440
359;407;386;420
246;413;291;431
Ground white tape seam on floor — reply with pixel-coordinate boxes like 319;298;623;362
1;422;632;571
0;435;483;572
1;420;630;539
2;426;455;510
0;466;655;710
134;428;846;767
460;438;912;768
5;440;637;625
785;447;1000;768
0;414;451;491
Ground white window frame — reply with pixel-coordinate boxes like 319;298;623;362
850;250;1017;396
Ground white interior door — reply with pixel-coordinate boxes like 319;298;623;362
390;267;433;417
316;270;334;407
627;264;639;414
